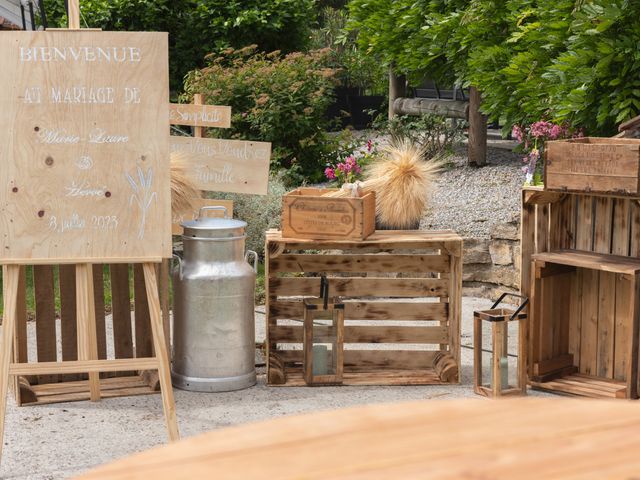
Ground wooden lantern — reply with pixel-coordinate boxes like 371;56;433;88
303;277;344;386
474;293;528;397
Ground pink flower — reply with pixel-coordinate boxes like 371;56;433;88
367;139;373;152
511;125;524;143
337;163;346;173
530;121;552;139
548;124;563;140
324;167;335;180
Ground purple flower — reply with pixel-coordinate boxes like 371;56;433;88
548;124;563;140
324;167;335;180
530;121;552;139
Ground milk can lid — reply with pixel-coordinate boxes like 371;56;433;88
180;206;247;232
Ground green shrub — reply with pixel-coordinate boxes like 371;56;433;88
183;46;340;185
43;0;316;91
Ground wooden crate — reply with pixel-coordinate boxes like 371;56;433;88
521;187;640;398
281;188;376;240
8;263;170;406
545;137;640;195
265;229;462;386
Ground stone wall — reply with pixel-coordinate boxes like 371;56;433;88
462;218;521;300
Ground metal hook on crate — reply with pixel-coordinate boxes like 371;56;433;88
491;292;529;321
319;275;329;310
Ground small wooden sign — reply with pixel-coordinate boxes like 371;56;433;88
171;198;233;235
0;31;171;263
169;103;231;128
169;136;271;195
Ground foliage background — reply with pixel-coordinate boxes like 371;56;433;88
43;0;316;91
348;0;640;135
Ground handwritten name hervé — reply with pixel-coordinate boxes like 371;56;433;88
20;45;143;105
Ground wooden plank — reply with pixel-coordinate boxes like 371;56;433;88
270;301;447;321
520;194;536;300
628;274;640;398
594;197;614;254
110;264;134;359
614;274;632;381
279;369;444;387
270;254;450;274
549;195;574;250
142;263;180;442
169;103;231;128
12;266;28;403
448;244;461;375
597;271;616;379
533;354;574;376
575;196;594;251
580;269;599;375
59;264;80;382
33;265;58;384
9;357;159;375
170;136;271;195
270;277;449;299
535;204;549;256
267;229;462;250
134;264;153;358
0;31;172;264
522;188;564;206
271;325;449;344
279;350;439;370
568;269;582;364
0;265;20;460
631;200;640;256
158;261;171;356
532;250;640;275
611;199;631;256
76;264;100;401
93;264;107;360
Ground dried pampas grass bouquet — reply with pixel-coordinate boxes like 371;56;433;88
324;139;443;229
170;151;200;217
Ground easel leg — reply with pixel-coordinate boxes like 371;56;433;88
0;265;20;461
143;263;179;441
76;264;101;401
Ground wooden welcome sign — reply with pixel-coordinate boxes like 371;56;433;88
0;31;171;263
170;136;271;195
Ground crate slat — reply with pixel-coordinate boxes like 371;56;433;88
270;277;449;298
270;301;447;321
272;325;449;344
278;350;439;369
33;265;57;385
270;254;450;274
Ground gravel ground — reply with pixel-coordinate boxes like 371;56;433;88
421;145;523;238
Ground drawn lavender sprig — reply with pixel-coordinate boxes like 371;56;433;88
126;165;157;239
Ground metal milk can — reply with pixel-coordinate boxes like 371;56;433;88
172;206;258;392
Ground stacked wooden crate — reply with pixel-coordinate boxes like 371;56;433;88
265;229;462;386
521;188;640;398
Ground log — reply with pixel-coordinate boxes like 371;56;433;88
388;68;406;120
468;86;487;166
392;97;469;119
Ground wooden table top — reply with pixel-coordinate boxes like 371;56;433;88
77;397;640;479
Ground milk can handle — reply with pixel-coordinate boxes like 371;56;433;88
197;206;228;219
245;250;258;272
172;253;184;280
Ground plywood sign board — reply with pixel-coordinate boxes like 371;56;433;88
169;104;231;128
171;198;234;235
170;136;271;195
0;31;171;264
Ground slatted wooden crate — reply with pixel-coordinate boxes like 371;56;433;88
265;230;462;386
7;263;170;405
521;187;640;399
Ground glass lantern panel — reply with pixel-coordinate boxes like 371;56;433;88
311;308;340;377
480;318;492;388
506;319;521;389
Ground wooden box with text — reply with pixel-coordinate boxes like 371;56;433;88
265;229;462;386
545;137;640;195
282;188;375;240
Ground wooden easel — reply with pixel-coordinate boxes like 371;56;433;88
0;2;179;463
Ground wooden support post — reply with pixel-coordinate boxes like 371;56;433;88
193;93;204;138
76;263;101;401
468;86;487;167
0;265;20;461
388;67;406;120
142;263;179;441
67;0;80;29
